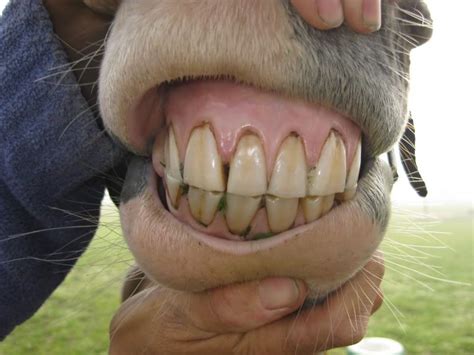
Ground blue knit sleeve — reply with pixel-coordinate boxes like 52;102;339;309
0;0;126;339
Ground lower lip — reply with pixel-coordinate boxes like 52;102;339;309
149;168;358;255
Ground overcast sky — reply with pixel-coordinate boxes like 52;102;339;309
1;0;472;206
397;0;473;205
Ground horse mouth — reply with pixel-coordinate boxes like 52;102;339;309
118;79;391;293
126;79;367;243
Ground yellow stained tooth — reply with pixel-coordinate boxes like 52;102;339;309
265;196;298;233
337;186;357;202
227;135;267;196
188;187;222;226
308;132;346;196
165;127;182;181
225;194;261;235
165;174;182;208
183;125;226;192
267;136;307;198
321;195;335;216
346;140;361;189
301;196;323;223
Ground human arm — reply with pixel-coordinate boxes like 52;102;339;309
0;0;125;339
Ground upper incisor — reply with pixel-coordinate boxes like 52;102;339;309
177;125;359;198
183;125;226;192
267;135;307;198
227;135;267;196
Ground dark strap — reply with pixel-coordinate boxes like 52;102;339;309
398;114;428;197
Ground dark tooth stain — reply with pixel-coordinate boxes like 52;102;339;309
240;225;252;238
180;184;189;196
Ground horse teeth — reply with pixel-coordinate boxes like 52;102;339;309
301;196;324;223
165;127;182;181
165;174;182;208
265;196;298;233
321;195;335;216
337;186;357;202
307;131;346;196
183;124;226;192
157;122;360;236
188;187;223;226
346;140;361;189
225;194;261;235
267;135;307;198
227;135;267;196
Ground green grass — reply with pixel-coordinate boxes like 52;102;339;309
0;209;131;355
1;208;472;354
330;211;474;355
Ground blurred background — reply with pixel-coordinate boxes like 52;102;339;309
0;0;472;354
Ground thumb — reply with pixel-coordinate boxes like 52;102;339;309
186;278;308;334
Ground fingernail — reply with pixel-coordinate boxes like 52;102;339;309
363;0;382;31
315;0;344;27
259;278;303;310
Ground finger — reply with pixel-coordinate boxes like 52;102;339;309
342;0;382;33
188;278;308;333
238;254;385;354
291;0;344;30
110;278;308;339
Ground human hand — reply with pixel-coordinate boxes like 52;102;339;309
291;0;383;33
109;254;384;354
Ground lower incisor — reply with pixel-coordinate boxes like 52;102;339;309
225;194;262;235
188;187;223;226
265;196;299;233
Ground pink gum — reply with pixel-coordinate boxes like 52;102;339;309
165;80;361;176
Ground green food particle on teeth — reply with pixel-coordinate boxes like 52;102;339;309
180;184;189;195
252;232;274;240
217;194;227;212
